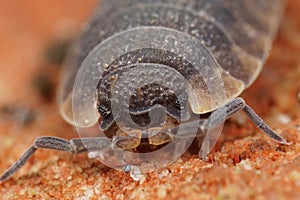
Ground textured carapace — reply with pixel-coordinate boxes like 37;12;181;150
58;0;284;129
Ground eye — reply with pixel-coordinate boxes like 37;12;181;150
97;104;111;118
174;93;188;110
174;99;182;109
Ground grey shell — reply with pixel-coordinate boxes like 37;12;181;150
58;0;284;128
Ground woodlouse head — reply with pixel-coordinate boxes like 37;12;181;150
64;27;243;130
96;57;191;134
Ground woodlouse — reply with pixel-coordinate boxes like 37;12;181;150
0;0;289;182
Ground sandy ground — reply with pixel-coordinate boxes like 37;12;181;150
0;0;300;199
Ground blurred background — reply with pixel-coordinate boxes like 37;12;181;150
0;0;97;104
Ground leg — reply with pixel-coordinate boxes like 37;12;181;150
147;114;207;145
111;130;142;149
199;97;288;158
243;104;288;144
148;128;173;146
0;136;111;182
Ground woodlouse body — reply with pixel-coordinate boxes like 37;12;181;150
0;0;288;181
59;0;283;126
